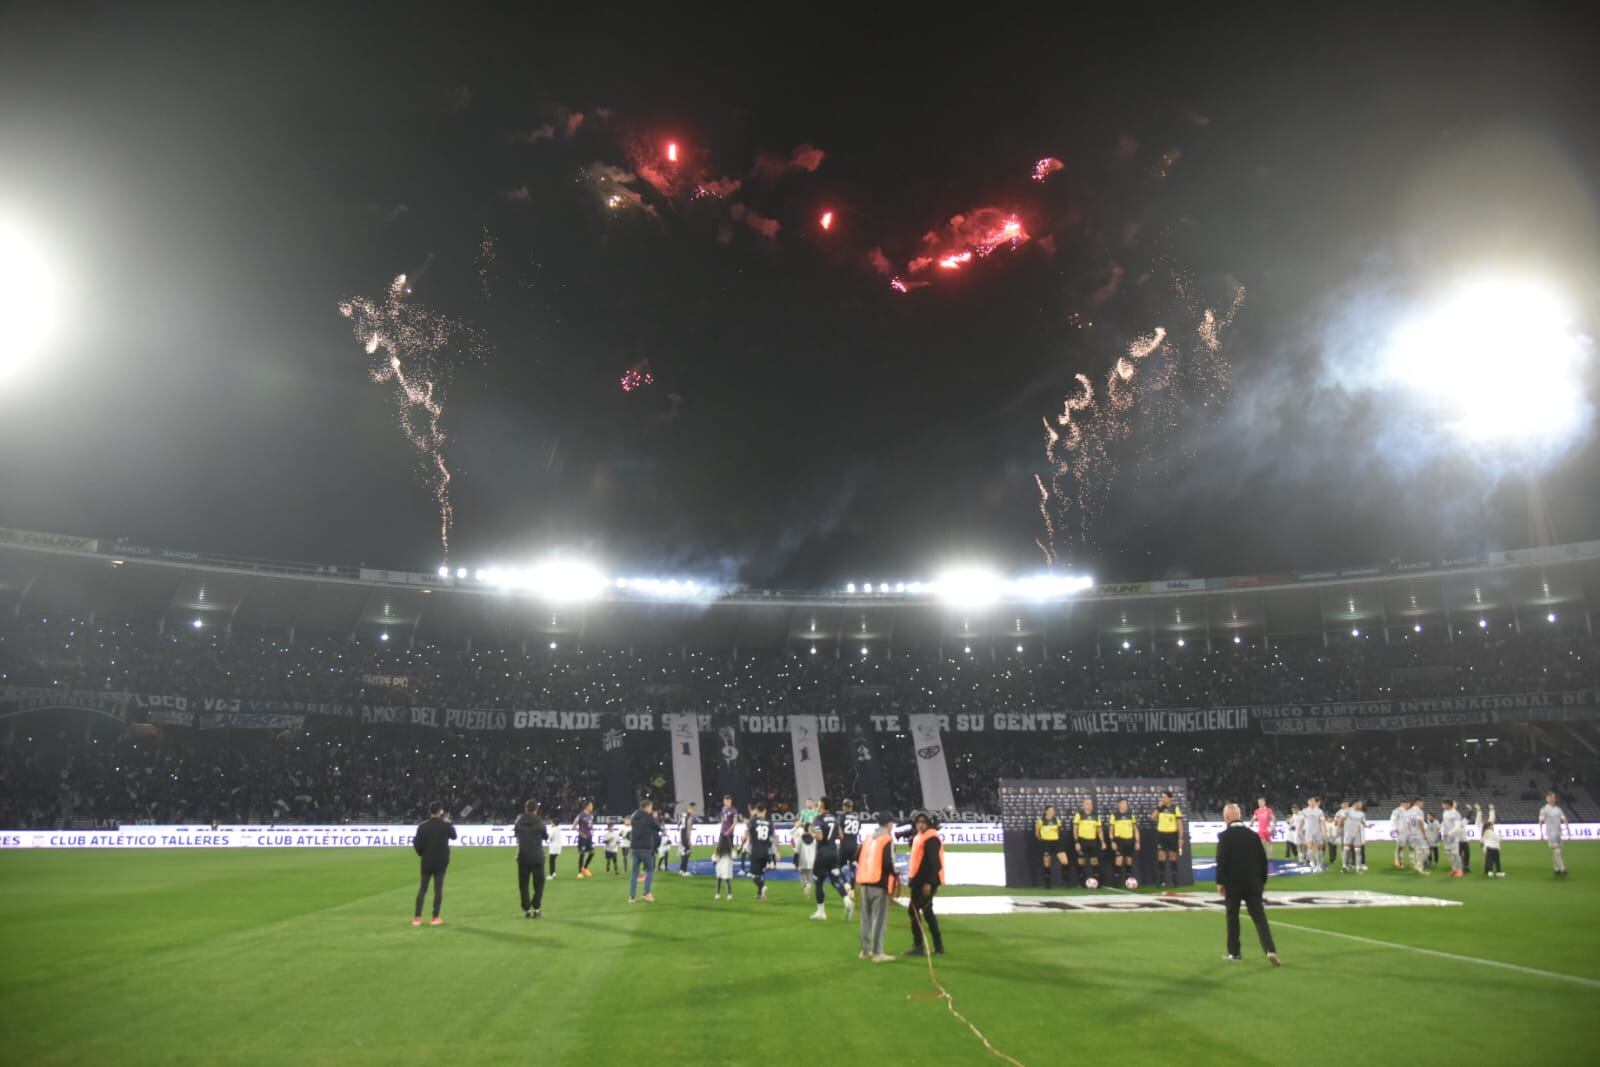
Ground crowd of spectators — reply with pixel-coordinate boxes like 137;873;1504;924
1;613;1594;827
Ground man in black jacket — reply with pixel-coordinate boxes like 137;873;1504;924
514;800;547;919
412;802;457;926
629;800;662;903
1215;802;1280;965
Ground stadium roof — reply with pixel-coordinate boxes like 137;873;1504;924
1;527;1597;650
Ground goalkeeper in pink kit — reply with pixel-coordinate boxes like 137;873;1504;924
1252;798;1274;853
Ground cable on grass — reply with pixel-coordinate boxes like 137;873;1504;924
905;896;1026;1067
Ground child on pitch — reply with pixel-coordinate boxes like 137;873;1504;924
546;817;563;878
604;822;622;874
796;817;817;897
1473;803;1504;877
713;835;736;900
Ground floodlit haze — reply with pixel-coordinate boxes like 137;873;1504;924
0;4;1595;586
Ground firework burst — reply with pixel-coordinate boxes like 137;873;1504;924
1035;283;1243;566
338;274;483;556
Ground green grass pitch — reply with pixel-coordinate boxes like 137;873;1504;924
2;842;1595;1065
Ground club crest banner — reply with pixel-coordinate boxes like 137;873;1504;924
909;713;956;812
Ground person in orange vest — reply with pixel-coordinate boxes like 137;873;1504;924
855;811;898;962
905;811;945;957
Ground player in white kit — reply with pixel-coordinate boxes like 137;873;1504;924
1539;792;1570;877
1342;800;1368;871
1439;800;1465;877
1389;799;1411;869
1403;798;1429;875
1300;797;1326;873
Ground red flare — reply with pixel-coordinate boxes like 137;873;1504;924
666;141;679;163
819;210;833;231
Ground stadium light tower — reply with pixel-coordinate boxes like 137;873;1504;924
0;217;60;380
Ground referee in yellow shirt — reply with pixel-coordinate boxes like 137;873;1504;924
1110;798;1140;886
1154;790;1185;887
1035;805;1070;889
1072;797;1106;886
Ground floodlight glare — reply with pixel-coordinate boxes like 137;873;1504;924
1012;573;1094;600
935;567;1005;606
0;218;60;379
1380;278;1589;451
525;561;607;601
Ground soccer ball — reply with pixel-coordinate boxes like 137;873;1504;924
1124;877;1139;890
1084;877;1100;889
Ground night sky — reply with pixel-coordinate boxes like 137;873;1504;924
1;3;1596;587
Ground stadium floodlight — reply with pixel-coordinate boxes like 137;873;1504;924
846;583;857;594
934;567;1005;606
1548;612;1557;623
1414;623;1423;633
0;217;60;380
1478;618;1488;629
1233;635;1241;644
1012;573;1094;600
548;641;557;650
379;631;389;641
1016;644;1024;653
522;560;607;602
1351;628;1360;637
437;566;449;578
1379;277;1589;451
191;618;203;629
860;646;868;656
895;583;905;593
455;567;468;579
809;646;817;655
907;582;924;594
1176;638;1185;648
962;645;972;654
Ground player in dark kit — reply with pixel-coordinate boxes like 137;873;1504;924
808;797;854;921
839;799;863;889
718;794;740;852
411;802;456;926
747;802;781;901
574;800;596;879
677;802;697;875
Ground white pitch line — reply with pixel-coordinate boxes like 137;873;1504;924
1274;921;1600;990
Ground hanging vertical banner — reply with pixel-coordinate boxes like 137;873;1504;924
665;713;706;814
788;713;828;809
846;714;891;812
601;713;634;815
908;713;956;812
713;713;750;809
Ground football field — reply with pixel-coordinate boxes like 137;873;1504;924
2;842;1596;1066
